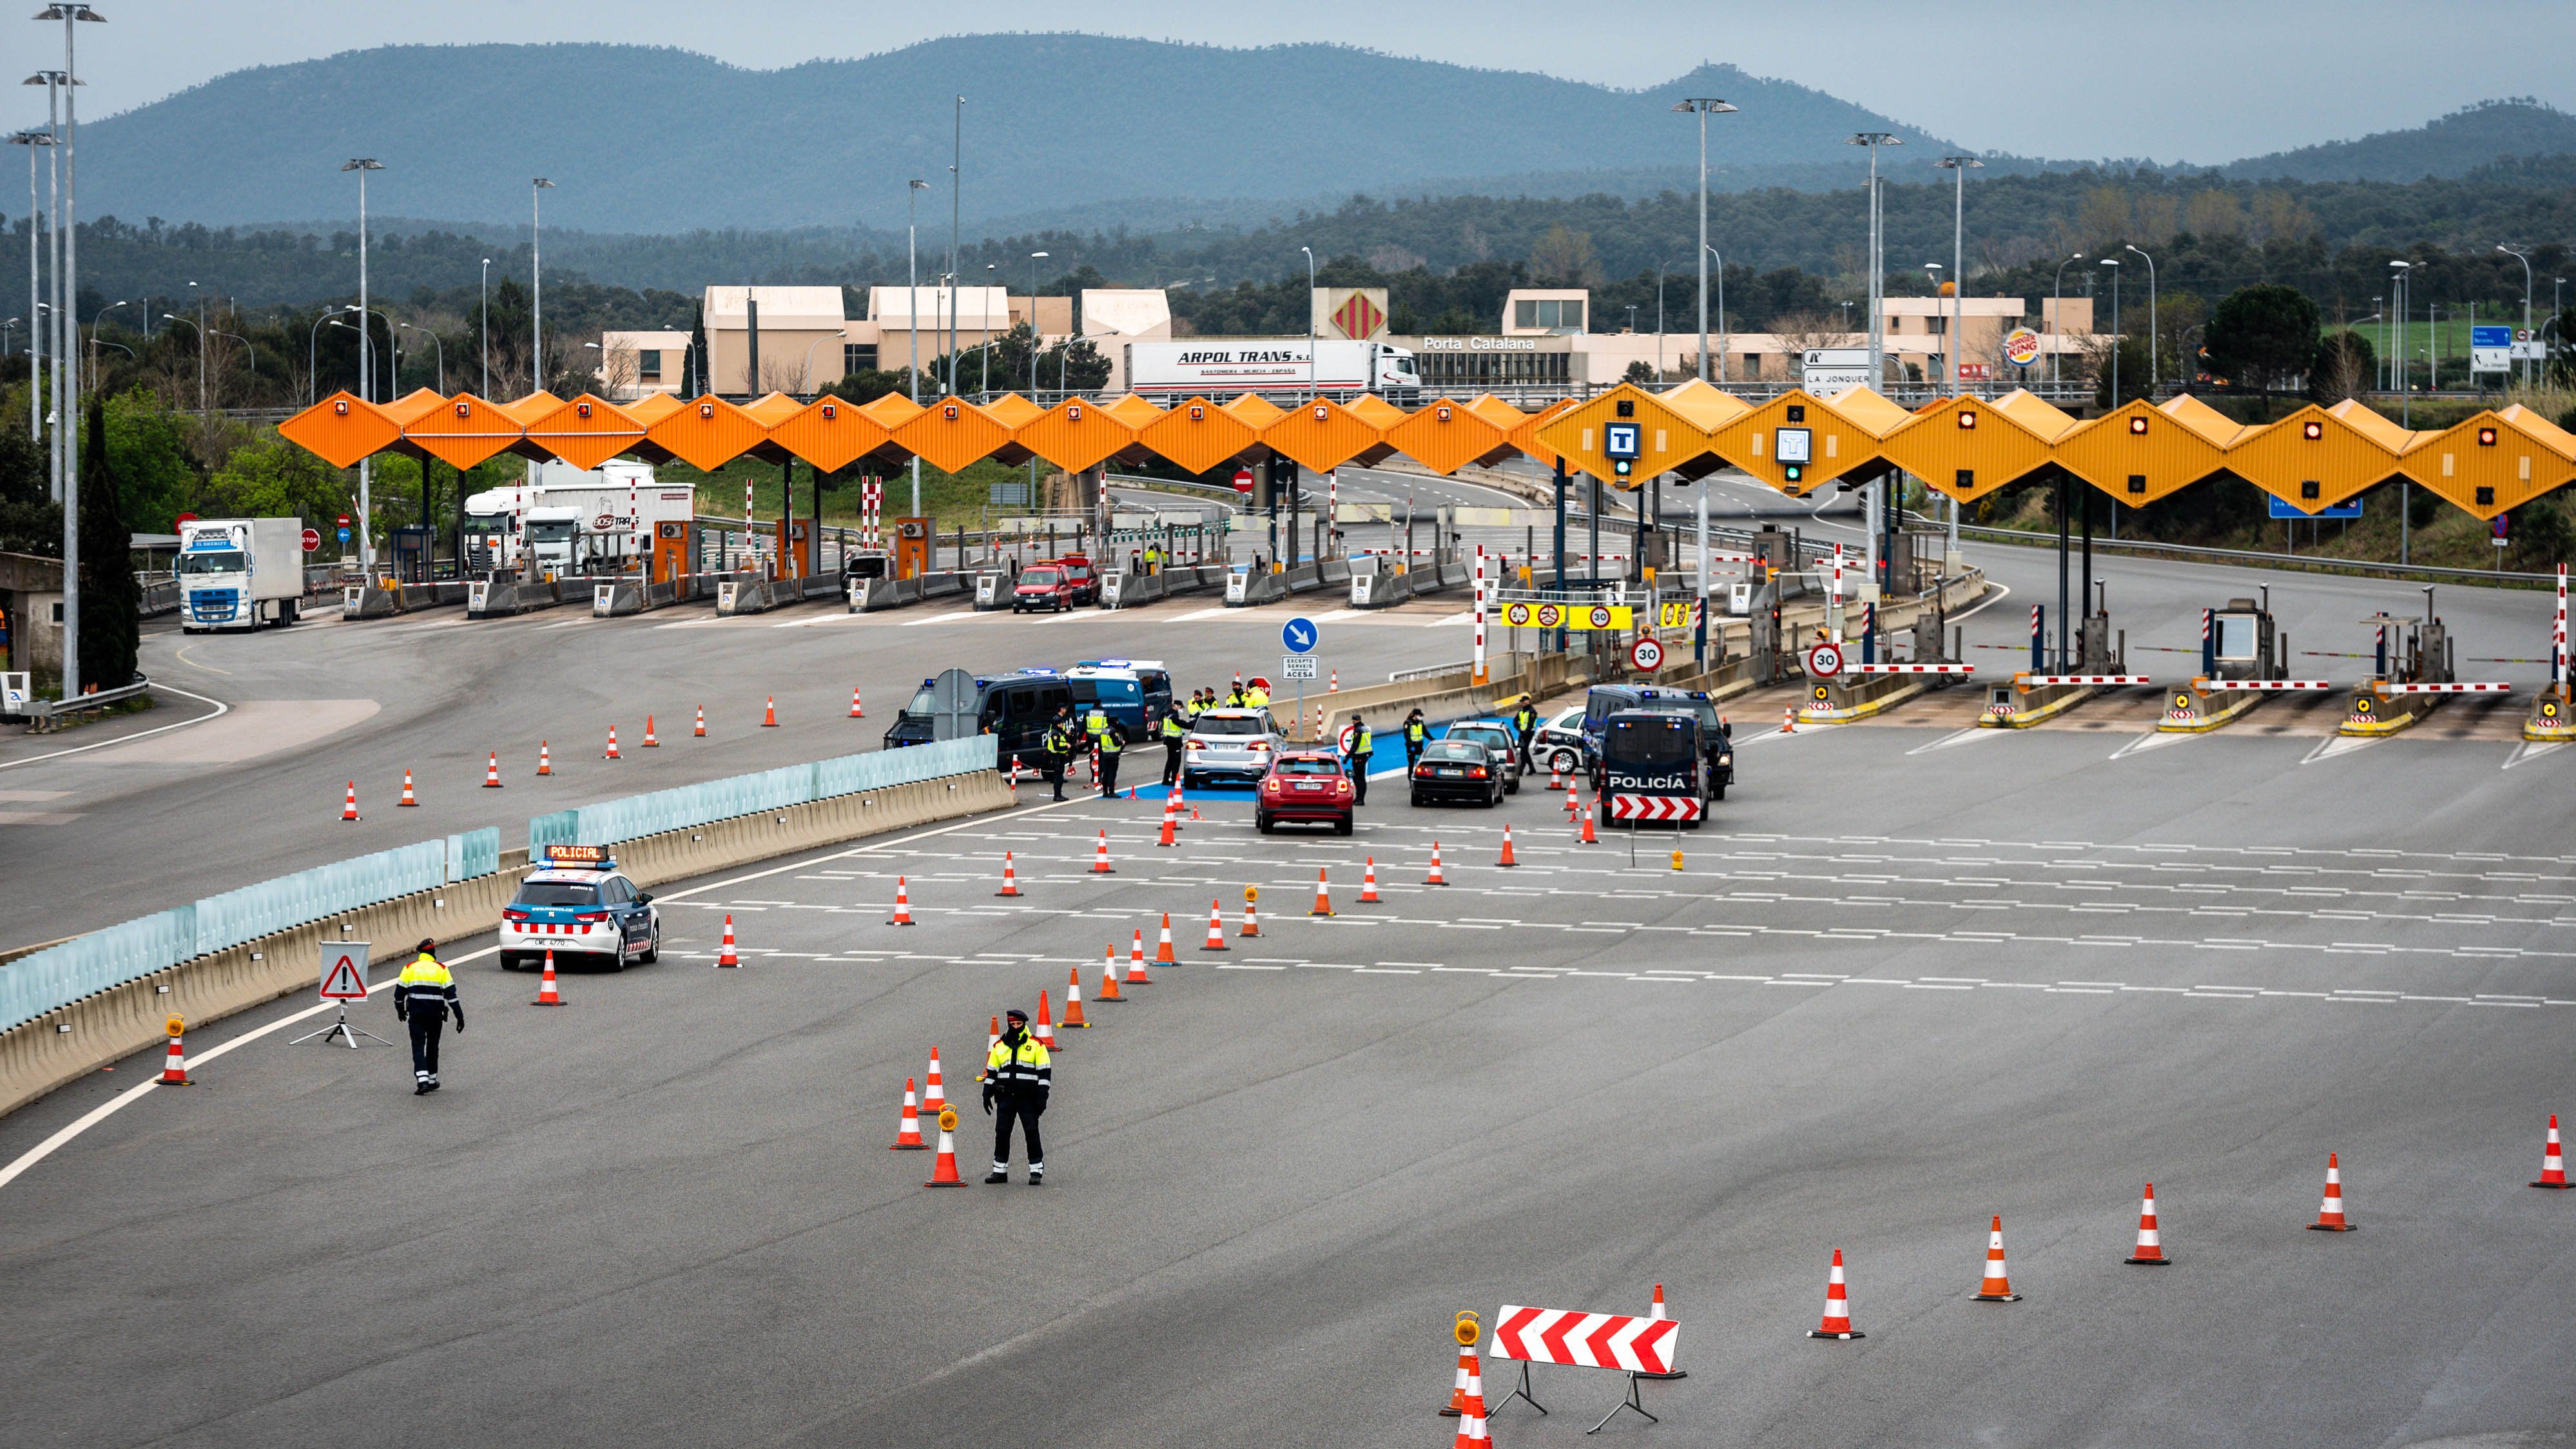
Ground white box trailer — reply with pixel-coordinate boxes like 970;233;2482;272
1123;339;1420;404
465;462;690;576
178;516;303;631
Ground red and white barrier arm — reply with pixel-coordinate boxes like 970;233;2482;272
1846;663;1975;676
2376;681;2513;695
2019;674;2153;687
2196;678;2335;692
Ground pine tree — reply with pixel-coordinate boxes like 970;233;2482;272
77;396;139;690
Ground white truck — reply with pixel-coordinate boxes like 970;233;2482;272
178;516;304;631
461;481;540;572
1124;339;1421;404
466;462;692;577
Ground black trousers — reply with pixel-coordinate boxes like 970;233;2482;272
1042;759;1067;797
1098;750;1122;796
406;1013;443;1078
1162;740;1185;785
992;1098;1045;1169
1348;755;1371;804
1404;740;1423;770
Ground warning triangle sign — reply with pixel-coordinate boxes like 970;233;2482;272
320;955;368;999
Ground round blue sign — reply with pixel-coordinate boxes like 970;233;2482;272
1281;617;1319;654
336;528;351;541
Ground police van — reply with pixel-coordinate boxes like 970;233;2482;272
1581;684;1734;799
499;845;661;971
882;668;1075;766
1068;659;1174;738
1597;710;1709;829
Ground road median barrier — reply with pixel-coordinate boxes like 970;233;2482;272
1980;673;2151;728
1225;569;1289;607
2159;677;2334;733
2341;679;2513;737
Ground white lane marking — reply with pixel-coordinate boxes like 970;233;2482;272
1946;579;2012;623
1908;727;2004;755
170;644;231;676
900;611;980;627
2301;735;2377;765
0;944;499;1194
0;681;233;773
2110;731;2193;760
2504;741;2567;770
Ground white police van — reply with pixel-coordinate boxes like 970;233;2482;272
500;844;661;971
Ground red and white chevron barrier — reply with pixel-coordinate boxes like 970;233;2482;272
2199;678;2333;692
1488;1305;1678;1376
1609;793;1703;822
1846;663;1975;675
2021;674;2152;686
2377;681;2512;695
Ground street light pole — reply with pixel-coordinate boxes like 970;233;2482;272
1672;98;1736;383
949;95;963;398
2125;244;2157;394
342;159;382;572
1028;249;1049;394
1936;155;1981;393
2499;244;2534;385
2051;252;2083;387
188;278;202;412
1703;244;1728;383
1301;245;1316;400
401;321;441;394
530;178;554;395
478;257;490;396
2100;258;2121;404
36;5;101;701
1846;132;1901;389
22;74;63;505
907;177;927;518
9;129;43;441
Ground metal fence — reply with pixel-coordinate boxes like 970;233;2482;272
0;828;501;1034
527;735;996;854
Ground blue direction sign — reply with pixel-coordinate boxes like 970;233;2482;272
1282;616;1319;654
2267;496;2361;521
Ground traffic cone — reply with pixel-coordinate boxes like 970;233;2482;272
1580;802;1598;844
1639;1283;1687;1378
1034;990;1058;1052
1498;825;1518;868
1203;899;1229;951
1440;1343;1475;1417
1427;841;1447;885
693;705;706;737
762;695;778;728
1157;797;1177;847
924;1048;947;1114
537;740;552;775
1098;945;1127;1001
988;1016;1002;1057
889;876;915;926
2537;1114;2571;1188
157;1018;189;1085
397;768;419;806
1973;1216;2021;1300
2310;1153;2354;1230
1329;668;1339;693
2126;1183;2171;1263
1170;779;1186;830
1782;704;1797;734
1091;830;1114;873
890;1078;926;1149
532;949;565;1006
1450;1351;1489;1447
340;781;360;822
1063;966;1089;1027
1360;859;1380;903
849;686;865;718
1127;929;1152;985
482;752;503;788
1155;912;1177;964
1807;1249;1863;1339
1310;868;1333;917
1565;783;1581;819
605;726;621;759
996;852;1021;897
643;714;659;746
923;1108;964;1187
1546;759;1564;791
716;914;739;968
1241;891;1262;937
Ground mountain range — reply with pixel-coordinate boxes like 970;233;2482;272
62;37;2576;239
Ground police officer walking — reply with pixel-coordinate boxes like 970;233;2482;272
1342;711;1374;805
1159;704;1188;786
1400;708;1428;771
1511;694;1541;771
982;1006;1052;1184
1096;717;1125;798
393;938;462;1094
1040;706;1075;801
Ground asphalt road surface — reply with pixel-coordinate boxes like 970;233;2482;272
6;713;2575;1446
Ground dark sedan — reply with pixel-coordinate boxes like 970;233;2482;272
1408;739;1507;808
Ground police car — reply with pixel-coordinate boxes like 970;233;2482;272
499;845;661;971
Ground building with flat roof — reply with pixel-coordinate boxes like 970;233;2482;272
1082;289;1172;391
702;286;849;396
1502;289;1590;336
595;329;693;401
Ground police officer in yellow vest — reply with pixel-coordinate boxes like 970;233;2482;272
1510;695;1540;770
1401;708;1428;770
1243;681;1270;710
393;938;463;1094
1342;711;1375;804
1159;705;1188;786
982;1006;1052;1184
1095;712;1125;797
1040;706;1076;801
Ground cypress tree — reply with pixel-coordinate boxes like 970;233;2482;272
77;395;139;690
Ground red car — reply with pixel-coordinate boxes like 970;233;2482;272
1256;750;1355;835
1012;555;1099;612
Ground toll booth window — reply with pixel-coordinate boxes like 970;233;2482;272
1605;719;1696;766
2214;616;2258;661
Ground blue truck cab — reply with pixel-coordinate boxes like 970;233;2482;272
1067;659;1174;739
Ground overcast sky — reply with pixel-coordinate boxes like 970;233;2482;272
29;0;2576;162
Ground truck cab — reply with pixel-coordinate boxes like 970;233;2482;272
461;484;536;573
179;517;303;632
521;505;585;579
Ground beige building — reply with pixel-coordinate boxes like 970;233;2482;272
594;329;693;401
702;286;851;396
1082;289;1172;391
1502;289;1591;336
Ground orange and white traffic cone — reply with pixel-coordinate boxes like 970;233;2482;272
1807;1249;1863;1339
2310;1153;2354;1230
1157;797;1177;848
890;1078;926;1149
532;949;565;1006
1147;915;1172;966
1169;779;1186;830
643;714;659;746
483;752;503;788
923;1108;964;1187
1782;705;1796;734
397;768;419;806
1034;991;1058;1052
1241;891;1262;937
537;740;552;775
693;705;707;737
924;1048;947;1114
1310;868;1333;917
340;781;360;822
1638;1284;1688;1379
1091;830;1114;874
1973;1216;2021;1300
1127;929;1152;986
716;915;740;968
1498;824;1518;868
996;852;1021;897
1547;759;1564;791
849;686;865;718
1565;783;1581;820
1203;899;1229;951
1580;802;1598;844
889;877;915;926
762;695;779;728
1360;858;1380;903
2126;1183;2171;1264
157;1017;189;1085
1440;1342;1475;1417
987;1016;1002;1056
1098;945;1127;1002
1427;841;1447;885
2535;1114;2571;1189
604;726;621;759
1450;1350;1489;1447
1063;966;1089;1027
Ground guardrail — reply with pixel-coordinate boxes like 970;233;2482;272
528;735;995;853
0;829;501;1034
1957;524;2562;587
16;676;154;729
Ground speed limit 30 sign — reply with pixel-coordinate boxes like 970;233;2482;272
1630;637;1663;672
1804;643;1845;679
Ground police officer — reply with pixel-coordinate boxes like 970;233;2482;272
1342;711;1374;804
982;1006;1051;1184
1225;680;1246;708
1143;541;1161;576
1159;703;1188;786
392;938;462;1094
1040;706;1075;801
1096;715;1125;797
1511;694;1541;771
1401;708;1428;771
1243;679;1271;710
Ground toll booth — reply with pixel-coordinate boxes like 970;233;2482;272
389;526;434;583
893;517;931;580
652;520;692;592
780;519;814;581
2341;603;2510;736
2158;594;2330;732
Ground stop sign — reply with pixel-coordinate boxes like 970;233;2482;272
1232;467;1254;495
300;527;321;552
